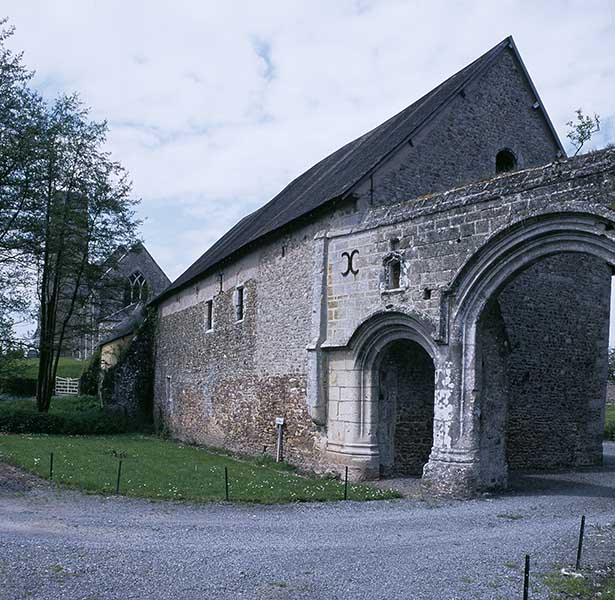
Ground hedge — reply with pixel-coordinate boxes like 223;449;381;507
0;409;132;435
0;377;37;397
0;396;136;435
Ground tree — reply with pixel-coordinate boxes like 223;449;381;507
30;95;139;412
566;108;600;156
0;19;140;411
0;18;45;361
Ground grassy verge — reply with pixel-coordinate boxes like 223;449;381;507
543;565;615;598
606;405;615;441
0;433;400;504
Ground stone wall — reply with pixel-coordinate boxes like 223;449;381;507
324;149;615;348
154;217;353;470
477;299;510;487
476;254;610;481
322;148;615;485
100;313;157;421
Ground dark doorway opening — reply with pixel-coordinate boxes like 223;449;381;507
377;339;435;477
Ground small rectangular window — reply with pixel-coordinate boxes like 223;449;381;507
205;299;213;331
235;286;244;322
387;260;401;289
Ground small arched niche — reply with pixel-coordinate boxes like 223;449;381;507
382;252;405;291
495;149;517;174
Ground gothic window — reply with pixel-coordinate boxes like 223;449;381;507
124;271;148;306
495;149;517;174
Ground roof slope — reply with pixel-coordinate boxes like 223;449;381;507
158;36;562;302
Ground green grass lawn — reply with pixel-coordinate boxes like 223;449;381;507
0;433;400;504
6;357;85;379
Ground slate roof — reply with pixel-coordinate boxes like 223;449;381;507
156;36;563;302
101;303;145;345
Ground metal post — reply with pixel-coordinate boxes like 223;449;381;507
576;515;585;570
224;466;229;501
344;466;349;500
49;452;54;481
275;417;285;463
523;554;530;600
115;459;123;494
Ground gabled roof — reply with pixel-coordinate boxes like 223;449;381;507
102;242;171;286
156;36;564;303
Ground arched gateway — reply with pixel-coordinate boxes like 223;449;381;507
325;210;615;494
425;211;615;494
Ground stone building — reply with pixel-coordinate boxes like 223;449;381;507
150;37;615;494
71;242;170;359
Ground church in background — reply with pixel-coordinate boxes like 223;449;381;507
65;242;170;359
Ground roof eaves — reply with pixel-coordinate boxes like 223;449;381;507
150;193;347;304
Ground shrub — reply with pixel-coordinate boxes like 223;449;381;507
80;348;101;396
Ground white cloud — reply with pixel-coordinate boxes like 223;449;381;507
3;0;615;288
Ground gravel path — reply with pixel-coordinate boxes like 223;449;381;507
1;444;614;600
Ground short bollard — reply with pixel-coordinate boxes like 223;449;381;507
115;459;123;495
224;466;229;501
523;554;530;600
343;466;349;500
576;515;586;570
49;452;54;481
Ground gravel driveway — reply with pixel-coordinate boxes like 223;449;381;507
1;443;614;600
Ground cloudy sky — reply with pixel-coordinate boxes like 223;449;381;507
4;1;615;306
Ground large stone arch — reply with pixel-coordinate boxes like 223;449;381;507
451;210;615;325
324;310;442;480
423;211;615;494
